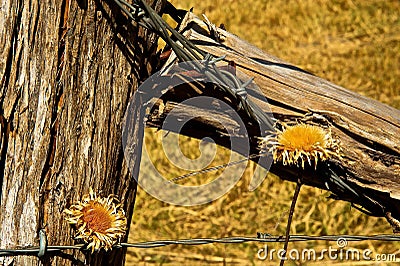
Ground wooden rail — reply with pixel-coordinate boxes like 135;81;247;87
146;12;400;231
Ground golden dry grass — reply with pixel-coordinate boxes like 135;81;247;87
126;1;400;265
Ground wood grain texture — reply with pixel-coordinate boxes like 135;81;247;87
0;0;165;265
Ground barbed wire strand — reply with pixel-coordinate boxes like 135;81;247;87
1;235;400;257
169;152;268;183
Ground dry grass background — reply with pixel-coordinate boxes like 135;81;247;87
126;0;400;265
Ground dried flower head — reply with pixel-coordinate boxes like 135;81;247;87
64;188;127;252
259;121;342;169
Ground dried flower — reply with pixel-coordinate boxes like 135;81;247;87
64;188;127;252
259;122;342;169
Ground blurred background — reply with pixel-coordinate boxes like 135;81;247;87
126;0;400;265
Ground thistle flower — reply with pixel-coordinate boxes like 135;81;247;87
259;122;342;169
64;188;127;252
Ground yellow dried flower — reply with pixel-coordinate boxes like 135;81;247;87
64;188;127;252
259;122;342;169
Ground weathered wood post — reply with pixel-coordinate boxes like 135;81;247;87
0;0;164;265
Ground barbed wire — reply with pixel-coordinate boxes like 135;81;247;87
113;0;275;129
168;152;267;183
1;234;399;257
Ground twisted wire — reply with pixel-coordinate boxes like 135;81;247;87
112;0;275;129
1;234;399;257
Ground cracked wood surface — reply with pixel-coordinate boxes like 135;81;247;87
0;0;165;265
